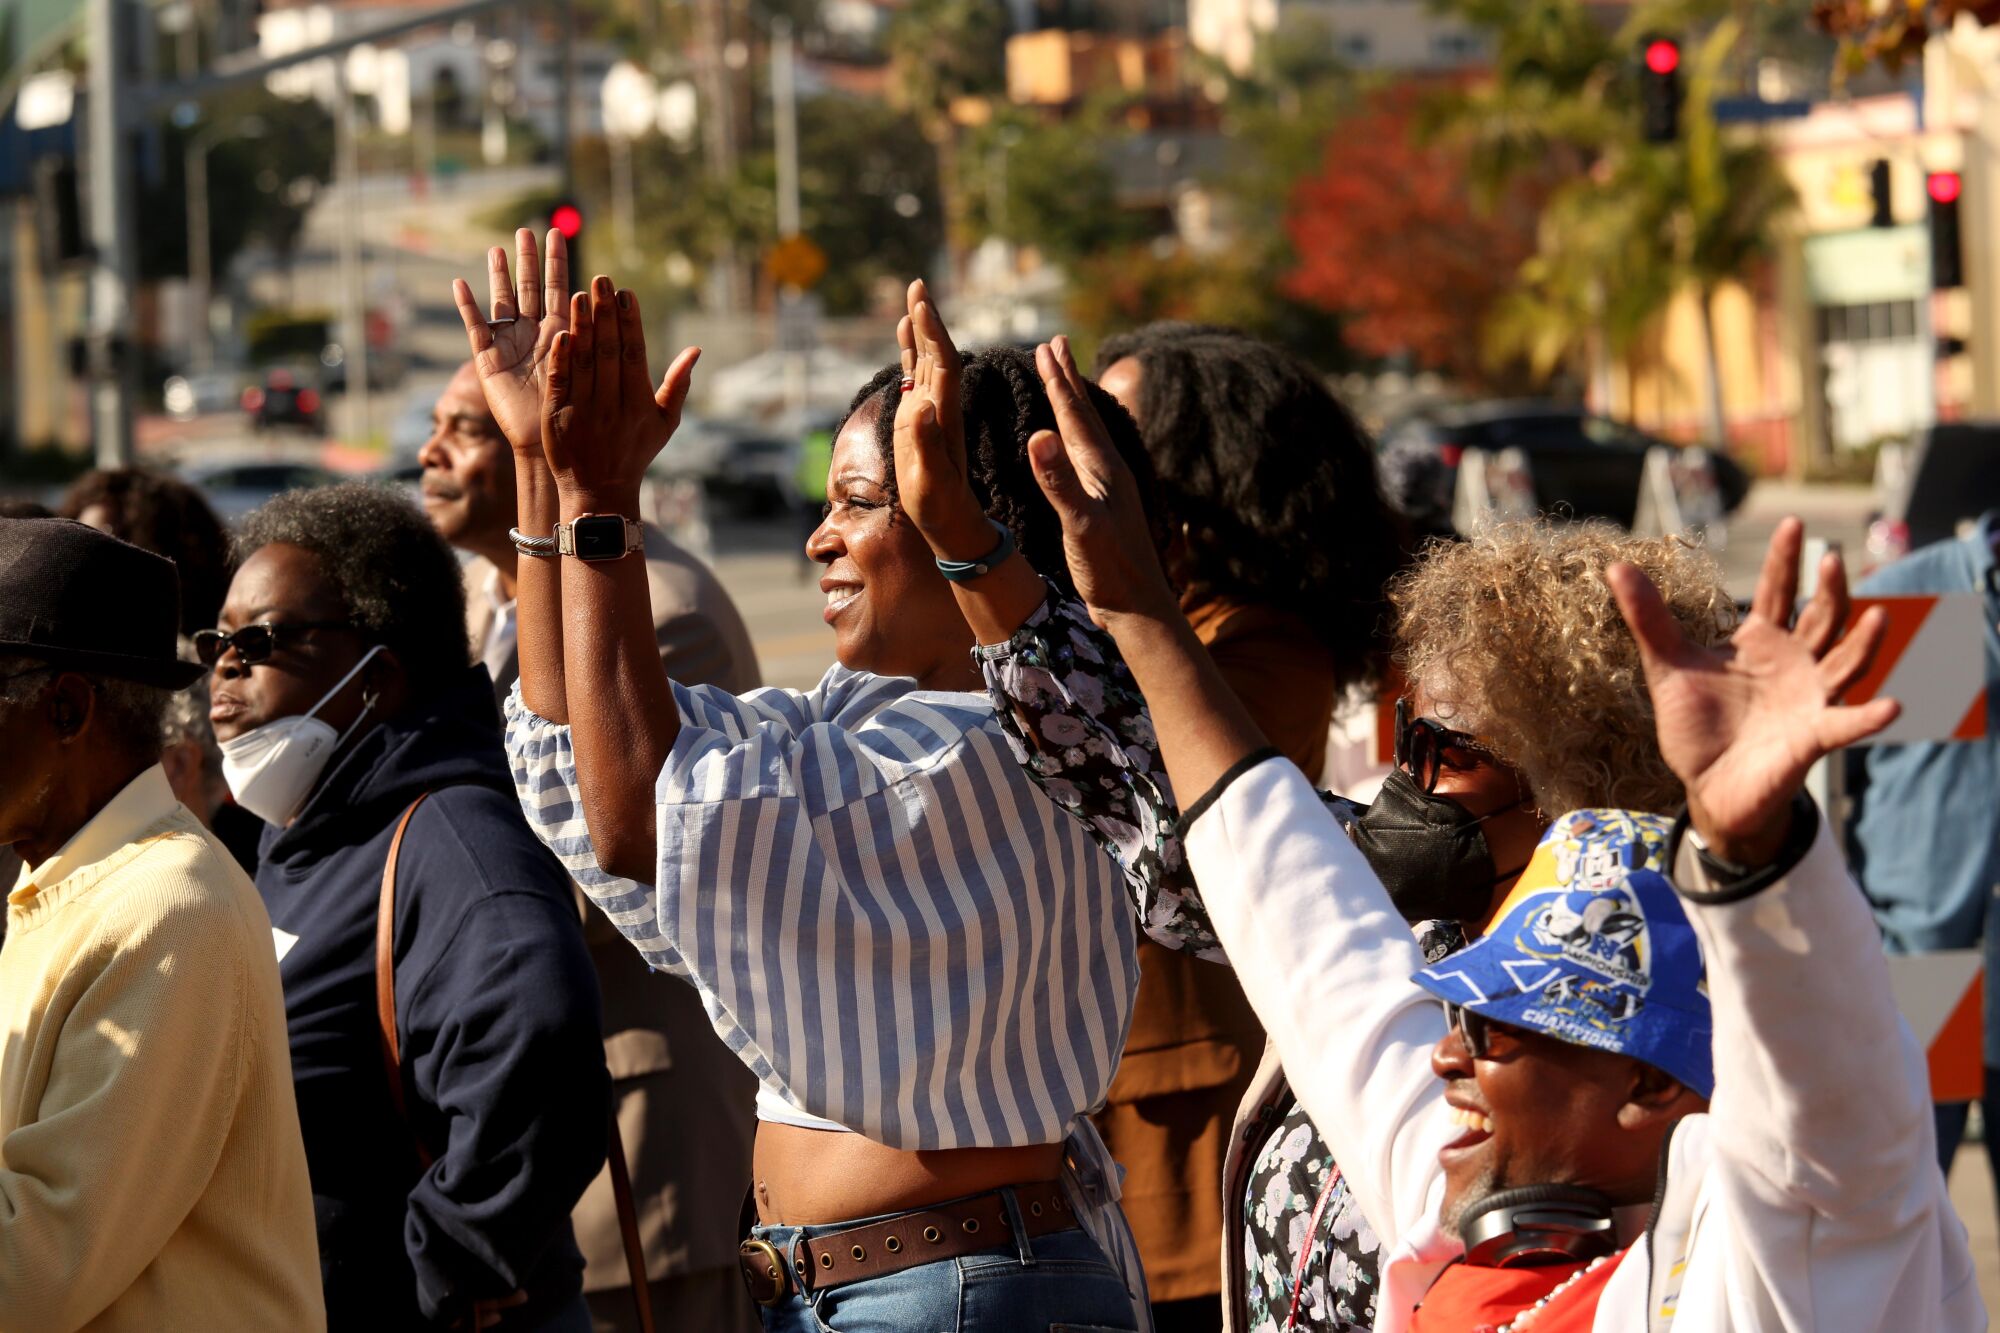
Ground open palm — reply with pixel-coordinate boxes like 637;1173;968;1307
889;278;989;555
1608;518;1900;863
452;228;571;454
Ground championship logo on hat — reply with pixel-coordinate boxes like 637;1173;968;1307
1413;809;1714;1097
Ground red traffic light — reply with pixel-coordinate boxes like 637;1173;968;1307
1928;171;1963;205
549;202;584;239
1644;39;1680;75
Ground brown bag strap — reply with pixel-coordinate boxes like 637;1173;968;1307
378;792;654;1333
376;792;433;1165
605;1112;656;1333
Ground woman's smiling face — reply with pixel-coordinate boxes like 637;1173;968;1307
805;398;975;687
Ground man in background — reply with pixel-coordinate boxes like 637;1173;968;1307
419;360;762;1332
0;518;322;1330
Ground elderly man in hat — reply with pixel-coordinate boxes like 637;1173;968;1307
0;517;324;1331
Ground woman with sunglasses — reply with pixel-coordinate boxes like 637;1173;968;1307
204;481;613;1331
920;343;1735;1332
962;346;1976;1333
463;236;1165;1332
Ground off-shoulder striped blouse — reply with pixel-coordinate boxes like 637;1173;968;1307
503;667;1141;1151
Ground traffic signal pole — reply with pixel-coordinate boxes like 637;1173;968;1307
75;0;534;464
85;0;140;467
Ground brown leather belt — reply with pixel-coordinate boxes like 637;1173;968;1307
737;1179;1076;1307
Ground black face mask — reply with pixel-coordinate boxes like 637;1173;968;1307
1349;766;1529;925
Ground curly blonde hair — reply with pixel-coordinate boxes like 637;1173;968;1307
1388;522;1737;816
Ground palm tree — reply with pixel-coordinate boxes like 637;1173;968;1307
1441;3;1794;443
886;0;1009;285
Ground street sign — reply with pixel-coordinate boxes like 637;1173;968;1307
776;291;822;352
765;233;827;291
1712;97;1813;124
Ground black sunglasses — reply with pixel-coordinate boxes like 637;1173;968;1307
1444;1001;1525;1060
192;620;357;668
1393;697;1491;794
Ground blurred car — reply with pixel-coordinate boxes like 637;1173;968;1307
242;369;326;434
1378;401;1750;533
163;371;242;422
694;422;799;517
179;457;340;526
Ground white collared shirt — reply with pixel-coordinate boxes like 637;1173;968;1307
480;566;519;685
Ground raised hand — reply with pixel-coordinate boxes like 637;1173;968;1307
541;277;699;502
453;228;571;454
889;279;990;558
1607;517;1900;866
1027;336;1179;628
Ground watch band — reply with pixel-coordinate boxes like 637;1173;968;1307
935;520;1016;583
556;515;646;560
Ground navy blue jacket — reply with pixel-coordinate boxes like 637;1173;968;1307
257;666;609;1329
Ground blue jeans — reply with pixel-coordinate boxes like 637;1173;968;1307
751;1191;1138;1332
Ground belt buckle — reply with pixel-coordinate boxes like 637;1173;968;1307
738;1237;791;1307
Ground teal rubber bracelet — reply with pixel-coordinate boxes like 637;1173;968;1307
935;520;1016;582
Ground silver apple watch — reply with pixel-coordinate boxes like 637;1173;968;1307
555;514;645;561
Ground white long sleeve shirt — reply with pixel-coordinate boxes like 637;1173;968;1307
1182;755;1984;1333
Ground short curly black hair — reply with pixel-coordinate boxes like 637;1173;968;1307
236;483;470;691
58;468;233;635
844;345;1164;601
1095;324;1406;687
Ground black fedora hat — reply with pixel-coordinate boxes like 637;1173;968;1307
0;517;204;690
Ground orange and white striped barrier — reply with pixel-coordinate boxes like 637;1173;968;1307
1885;951;1985;1102
1843;594;1990;745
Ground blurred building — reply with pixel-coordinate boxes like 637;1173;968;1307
256;1;620;144
1189;0;1487;78
1610;26;2000;477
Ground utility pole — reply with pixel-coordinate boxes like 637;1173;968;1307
86;0;140;467
773;18;799;240
334;61;371;444
772;18;808;413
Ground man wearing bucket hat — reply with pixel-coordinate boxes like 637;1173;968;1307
0;517;324;1330
1005;353;1983;1333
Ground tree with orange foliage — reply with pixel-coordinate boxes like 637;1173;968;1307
1280;87;1548;387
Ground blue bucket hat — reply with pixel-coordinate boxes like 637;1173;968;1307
1411;809;1713;1098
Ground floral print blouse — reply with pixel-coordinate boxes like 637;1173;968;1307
975;587;1463;1333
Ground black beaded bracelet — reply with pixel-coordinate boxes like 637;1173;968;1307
1668;792;1820;905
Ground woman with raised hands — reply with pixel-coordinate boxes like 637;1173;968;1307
908;336;1979;1333
454;232;1163;1333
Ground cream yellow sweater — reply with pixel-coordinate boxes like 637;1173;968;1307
1;767;324;1332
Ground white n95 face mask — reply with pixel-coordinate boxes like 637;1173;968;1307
220;645;385;827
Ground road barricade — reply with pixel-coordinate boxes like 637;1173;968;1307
1842;593;1989;745
1885;951;1985;1102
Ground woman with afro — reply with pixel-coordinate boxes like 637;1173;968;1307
1088;323;1407;1333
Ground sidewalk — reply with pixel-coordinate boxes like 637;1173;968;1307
1950;1147;2000;1312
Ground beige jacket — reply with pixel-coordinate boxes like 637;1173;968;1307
1;767;324;1331
464;526;761;1291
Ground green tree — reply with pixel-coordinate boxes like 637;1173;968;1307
137;86;335;286
962;105;1149;269
1437;1;1793;440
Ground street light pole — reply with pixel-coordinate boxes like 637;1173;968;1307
86;0;140;467
184;115;264;373
334;61;372;444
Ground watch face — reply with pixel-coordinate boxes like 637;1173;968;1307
573;514;628;560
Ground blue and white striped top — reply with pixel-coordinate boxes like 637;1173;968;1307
503;667;1141;1151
